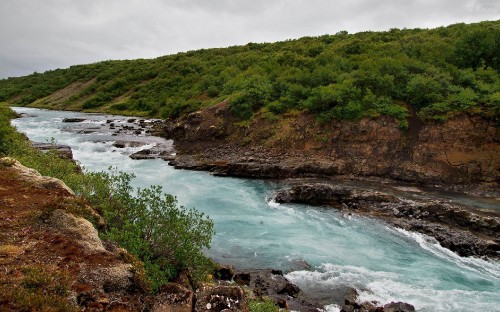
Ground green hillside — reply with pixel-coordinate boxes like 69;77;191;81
1;20;499;126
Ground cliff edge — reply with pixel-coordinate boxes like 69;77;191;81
161;101;499;194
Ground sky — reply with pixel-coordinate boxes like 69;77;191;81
0;0;499;79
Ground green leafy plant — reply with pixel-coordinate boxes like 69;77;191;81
248;298;280;312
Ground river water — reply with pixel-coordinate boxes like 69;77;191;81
11;107;500;311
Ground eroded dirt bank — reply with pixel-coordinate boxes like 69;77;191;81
158;101;499;195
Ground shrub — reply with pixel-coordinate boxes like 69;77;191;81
100;177;215;290
406;75;444;111
248;298;280;312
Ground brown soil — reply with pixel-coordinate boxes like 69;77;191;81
0;160;146;311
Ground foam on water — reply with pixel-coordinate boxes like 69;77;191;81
11;107;500;311
287;263;500;311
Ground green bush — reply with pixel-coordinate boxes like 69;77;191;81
248;298;280;312
406;75;444;111
99;176;215;290
0;104;19;155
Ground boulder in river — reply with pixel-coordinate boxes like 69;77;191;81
383;301;415;312
62;117;86;123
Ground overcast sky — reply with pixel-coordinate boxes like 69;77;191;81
0;0;498;79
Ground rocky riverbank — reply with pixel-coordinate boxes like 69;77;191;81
158;100;499;196
0;157;418;311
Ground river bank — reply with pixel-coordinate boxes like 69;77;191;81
157;100;499;196
144;101;500;260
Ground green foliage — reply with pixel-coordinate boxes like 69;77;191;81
406;75;444;111
248;298;280;312
99;178;215;290
0;104;19;155
453;28;500;71
1;20;499;124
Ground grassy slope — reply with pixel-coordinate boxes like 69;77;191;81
0;20;499;125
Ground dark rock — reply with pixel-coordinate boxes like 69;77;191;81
341;305;355;312
153;283;193;312
130;149;154;159
275;298;288;309
194;285;247;312
271;269;283;276
233;273;250;286
359;301;378;311
344;288;359;306
383;301;415;312
217;265;236;281
274;183;399;207
31;142;73;160
113;141;146;149
290;258;312;271
62;118;86;123
277;282;300;298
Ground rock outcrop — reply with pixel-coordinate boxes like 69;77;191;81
159;101;499;193
1;157;75;195
0;157;147;311
32;142;74;159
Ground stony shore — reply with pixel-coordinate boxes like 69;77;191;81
0;157;417;311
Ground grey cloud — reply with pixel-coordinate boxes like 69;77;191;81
0;0;499;78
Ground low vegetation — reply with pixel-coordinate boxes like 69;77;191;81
248;298;281;312
0;20;498;126
0;104;215;292
0;265;76;312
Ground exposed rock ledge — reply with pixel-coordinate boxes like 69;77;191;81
273;183;500;259
31;142;74;160
158;101;499;195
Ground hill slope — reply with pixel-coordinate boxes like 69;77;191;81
0;20;499;125
1;20;499;189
